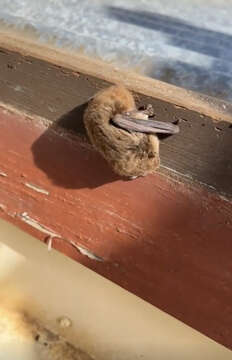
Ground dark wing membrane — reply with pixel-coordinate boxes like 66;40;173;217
112;114;179;134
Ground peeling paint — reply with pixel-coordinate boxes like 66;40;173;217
19;212;60;239
0;203;7;211
0;171;7;177
18;213;104;260
0;203;17;218
47;236;53;252
24;182;49;195
70;241;104;262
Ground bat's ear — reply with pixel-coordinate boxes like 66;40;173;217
112;112;180;135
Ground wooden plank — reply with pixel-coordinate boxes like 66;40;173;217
0;27;232;123
0;44;231;199
0;105;232;349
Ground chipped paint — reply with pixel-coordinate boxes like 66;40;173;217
19;213;103;260
0;204;7;211
18;213;104;260
0;171;7;177
24;182;49;195
47;236;53;252
19;212;60;238
70;241;104;262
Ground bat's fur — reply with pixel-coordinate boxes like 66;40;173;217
84;85;160;178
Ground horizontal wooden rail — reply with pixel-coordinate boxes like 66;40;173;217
0;29;231;199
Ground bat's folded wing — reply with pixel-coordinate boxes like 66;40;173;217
112;113;179;134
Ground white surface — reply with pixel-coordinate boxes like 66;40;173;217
0;218;231;359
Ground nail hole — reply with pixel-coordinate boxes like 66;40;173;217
35;334;40;341
172;119;179;125
201;123;206;127
43;342;48;347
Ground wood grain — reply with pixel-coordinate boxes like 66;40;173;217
0;47;231;198
0;106;232;349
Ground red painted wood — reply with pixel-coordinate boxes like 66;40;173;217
0;106;232;348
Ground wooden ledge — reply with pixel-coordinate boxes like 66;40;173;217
0;29;232;199
0;105;232;349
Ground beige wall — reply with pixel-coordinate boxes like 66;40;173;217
0;218;231;360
